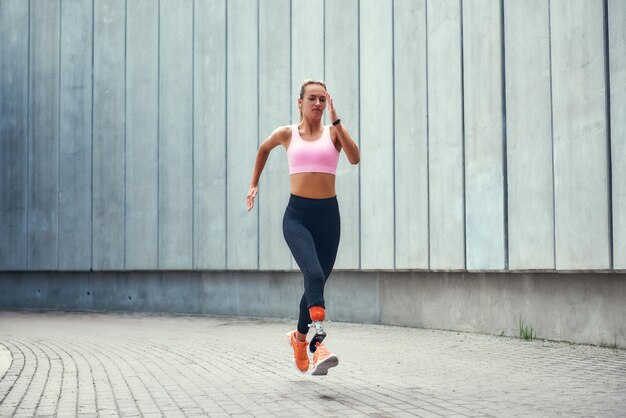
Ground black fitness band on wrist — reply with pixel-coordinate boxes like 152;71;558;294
332;118;341;126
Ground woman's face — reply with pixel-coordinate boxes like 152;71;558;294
299;84;327;119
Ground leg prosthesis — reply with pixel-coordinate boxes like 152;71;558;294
308;306;326;352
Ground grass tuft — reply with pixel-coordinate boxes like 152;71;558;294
519;316;536;341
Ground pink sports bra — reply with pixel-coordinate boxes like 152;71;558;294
287;125;340;175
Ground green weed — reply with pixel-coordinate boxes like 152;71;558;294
519;316;536;341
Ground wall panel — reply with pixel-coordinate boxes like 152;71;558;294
551;0;610;269
194;0;227;269
0;0;29;270
226;0;258;269
291;0;324;124
609;0;626;270
360;0;394;269
159;0;193;269
59;0;92;270
325;0;360;270
504;0;554;270
427;0;465;270
258;0;292;270
126;0;158;269
92;0;125;270
291;0;325;271
28;0;60;270
394;0;428;269
463;0;506;270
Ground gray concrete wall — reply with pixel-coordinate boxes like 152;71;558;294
0;0;29;270
1;0;624;272
126;0;159;270
28;0;61;270
159;0;194;269
504;0;555;270
360;0;395;269
194;0;227;269
610;0;626;270
258;0;292;271
1;271;624;349
394;0;429;269
59;0;92;271
325;0;360;270
427;0;465;271
551;0;611;270
463;0;506;270
92;0;125;270
226;0;258;270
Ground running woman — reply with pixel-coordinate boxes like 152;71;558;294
246;79;360;375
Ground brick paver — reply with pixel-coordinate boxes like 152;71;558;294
0;310;625;417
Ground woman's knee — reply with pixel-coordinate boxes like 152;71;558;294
304;268;326;287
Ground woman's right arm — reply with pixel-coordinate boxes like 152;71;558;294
247;126;290;211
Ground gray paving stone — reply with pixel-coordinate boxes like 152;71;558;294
0;310;625;417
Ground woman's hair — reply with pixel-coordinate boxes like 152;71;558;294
299;79;327;121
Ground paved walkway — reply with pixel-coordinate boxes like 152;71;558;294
0;310;625;417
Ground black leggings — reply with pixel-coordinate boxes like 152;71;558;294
282;194;340;335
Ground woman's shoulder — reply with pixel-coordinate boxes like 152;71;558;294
276;124;293;134
277;124;294;133
269;125;293;147
274;125;293;138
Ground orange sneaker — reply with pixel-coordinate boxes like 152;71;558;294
286;330;310;372
311;342;338;376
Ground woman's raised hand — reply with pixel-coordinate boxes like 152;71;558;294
246;184;258;212
326;91;338;122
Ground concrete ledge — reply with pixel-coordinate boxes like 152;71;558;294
378;272;626;348
1;271;624;348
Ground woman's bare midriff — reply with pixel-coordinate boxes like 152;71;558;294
290;172;336;199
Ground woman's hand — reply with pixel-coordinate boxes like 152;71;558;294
326;91;338;123
246;184;258;211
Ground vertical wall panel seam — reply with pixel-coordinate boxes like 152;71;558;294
289;0;292;270
157;0;161;268
58;0;62;270
323;0;326;126
323;0;326;91
548;0;556;269
358;0;361;270
222;0;226;269
257;0;260;270
289;0;292;127
425;0;430;269
391;0;396;270
192;0;196;269
90;0;94;271
500;0;509;270
27;0;32;269
603;0;614;270
26;0;32;269
460;0;467;270
124;0;128;270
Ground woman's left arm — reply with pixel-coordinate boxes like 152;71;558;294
326;92;360;165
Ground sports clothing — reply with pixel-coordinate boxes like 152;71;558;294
287;125;340;175
286;330;310;372
311;342;339;376
282;194;340;335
